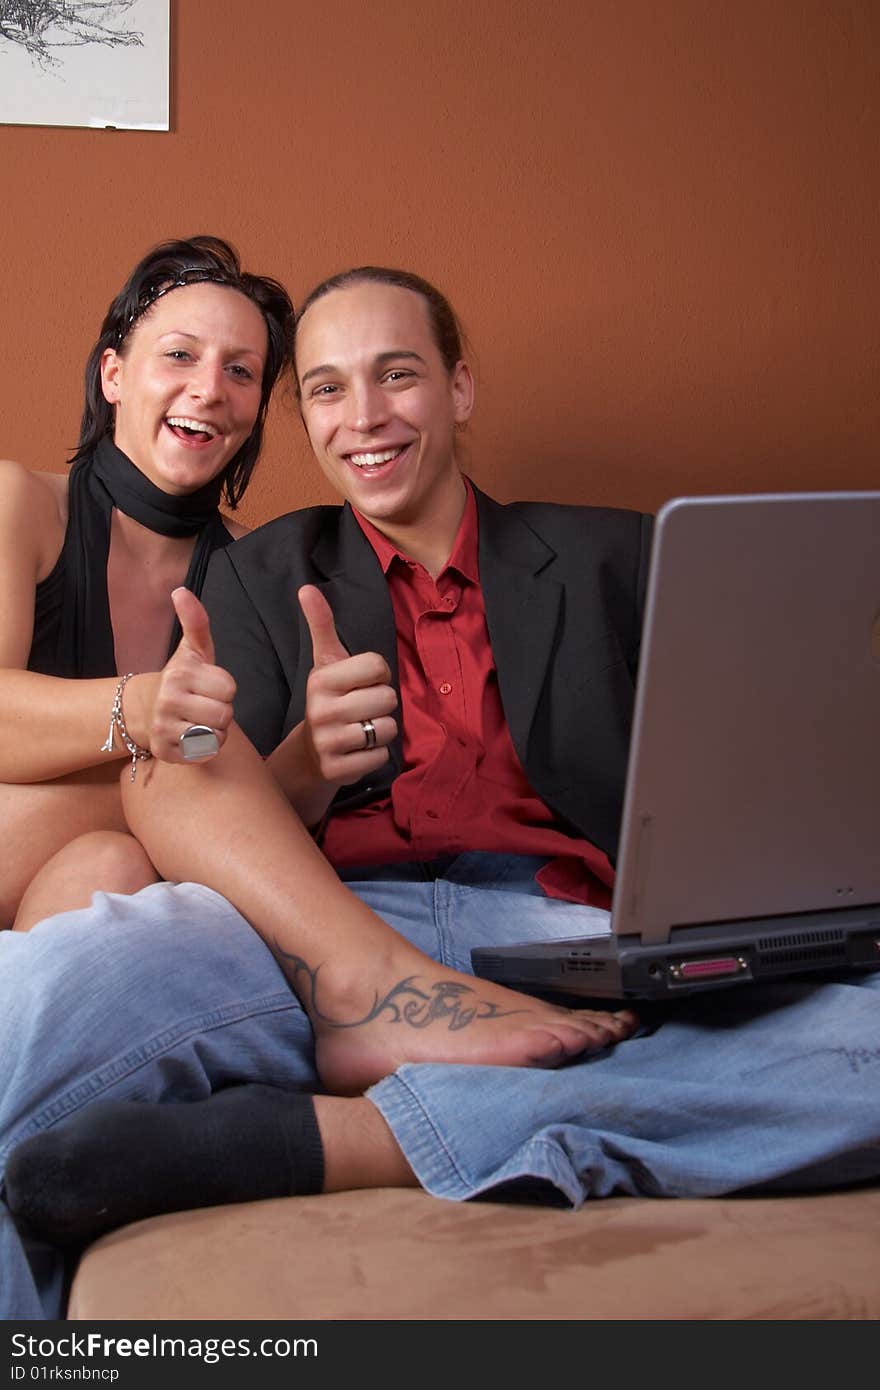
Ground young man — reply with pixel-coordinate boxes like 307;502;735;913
3;269;878;1319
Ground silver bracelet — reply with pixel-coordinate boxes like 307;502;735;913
100;673;153;782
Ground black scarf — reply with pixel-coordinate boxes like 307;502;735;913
41;436;231;678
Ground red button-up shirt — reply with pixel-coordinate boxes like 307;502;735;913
320;484;614;907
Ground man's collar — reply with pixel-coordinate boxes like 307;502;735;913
352;479;479;583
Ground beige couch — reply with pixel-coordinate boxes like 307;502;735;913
68;1185;880;1320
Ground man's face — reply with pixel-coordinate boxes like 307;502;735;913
295;282;473;532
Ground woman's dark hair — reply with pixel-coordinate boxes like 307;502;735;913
72;235;295;508
293;266;465;392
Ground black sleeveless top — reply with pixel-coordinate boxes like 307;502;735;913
28;437;234;679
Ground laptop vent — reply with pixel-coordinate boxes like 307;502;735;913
756;928;844;950
756;938;847;969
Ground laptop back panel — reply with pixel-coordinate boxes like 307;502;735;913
472;493;880;999
613;492;880;944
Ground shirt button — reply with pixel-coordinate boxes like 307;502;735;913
438;682;453;695
443;594;455;606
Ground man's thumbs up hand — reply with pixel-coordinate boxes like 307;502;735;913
298;584;351;667
297;585;398;789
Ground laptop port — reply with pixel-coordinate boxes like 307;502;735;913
669;955;748;983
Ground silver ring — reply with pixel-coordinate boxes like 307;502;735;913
360;718;377;750
179;725;220;761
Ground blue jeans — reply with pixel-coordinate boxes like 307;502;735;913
2;855;879;1319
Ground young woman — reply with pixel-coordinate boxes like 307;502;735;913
0;235;294;930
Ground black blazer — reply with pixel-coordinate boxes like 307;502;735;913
201;486;653;861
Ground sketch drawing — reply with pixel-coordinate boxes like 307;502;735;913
0;2;143;70
0;0;168;131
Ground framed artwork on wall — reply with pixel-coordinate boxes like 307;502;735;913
0;1;169;130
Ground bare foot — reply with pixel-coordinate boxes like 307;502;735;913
272;938;638;1095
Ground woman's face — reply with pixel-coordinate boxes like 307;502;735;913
100;282;268;495
296;282;473;531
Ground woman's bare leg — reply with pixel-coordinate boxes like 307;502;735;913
314;1095;418;1191
0;767;127;928
13;830;159;932
123;725;637;1095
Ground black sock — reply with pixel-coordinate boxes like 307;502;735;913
4;1084;324;1247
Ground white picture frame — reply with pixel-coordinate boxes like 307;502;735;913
0;1;170;130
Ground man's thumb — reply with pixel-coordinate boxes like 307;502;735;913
298;585;349;667
172;587;215;663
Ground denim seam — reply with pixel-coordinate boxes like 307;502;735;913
370;1072;468;1194
433;877;455;969
509;1135;583;1207
456;1131;584;1207
372;1072;585;1205
1;990;297;1161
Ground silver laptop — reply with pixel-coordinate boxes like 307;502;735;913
472;492;880;999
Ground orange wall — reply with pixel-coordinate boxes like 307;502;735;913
2;0;877;527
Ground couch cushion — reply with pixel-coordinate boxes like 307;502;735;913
67;1187;880;1320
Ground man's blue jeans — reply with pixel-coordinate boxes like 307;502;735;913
2;855;879;1318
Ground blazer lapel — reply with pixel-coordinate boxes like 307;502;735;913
475;488;562;760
